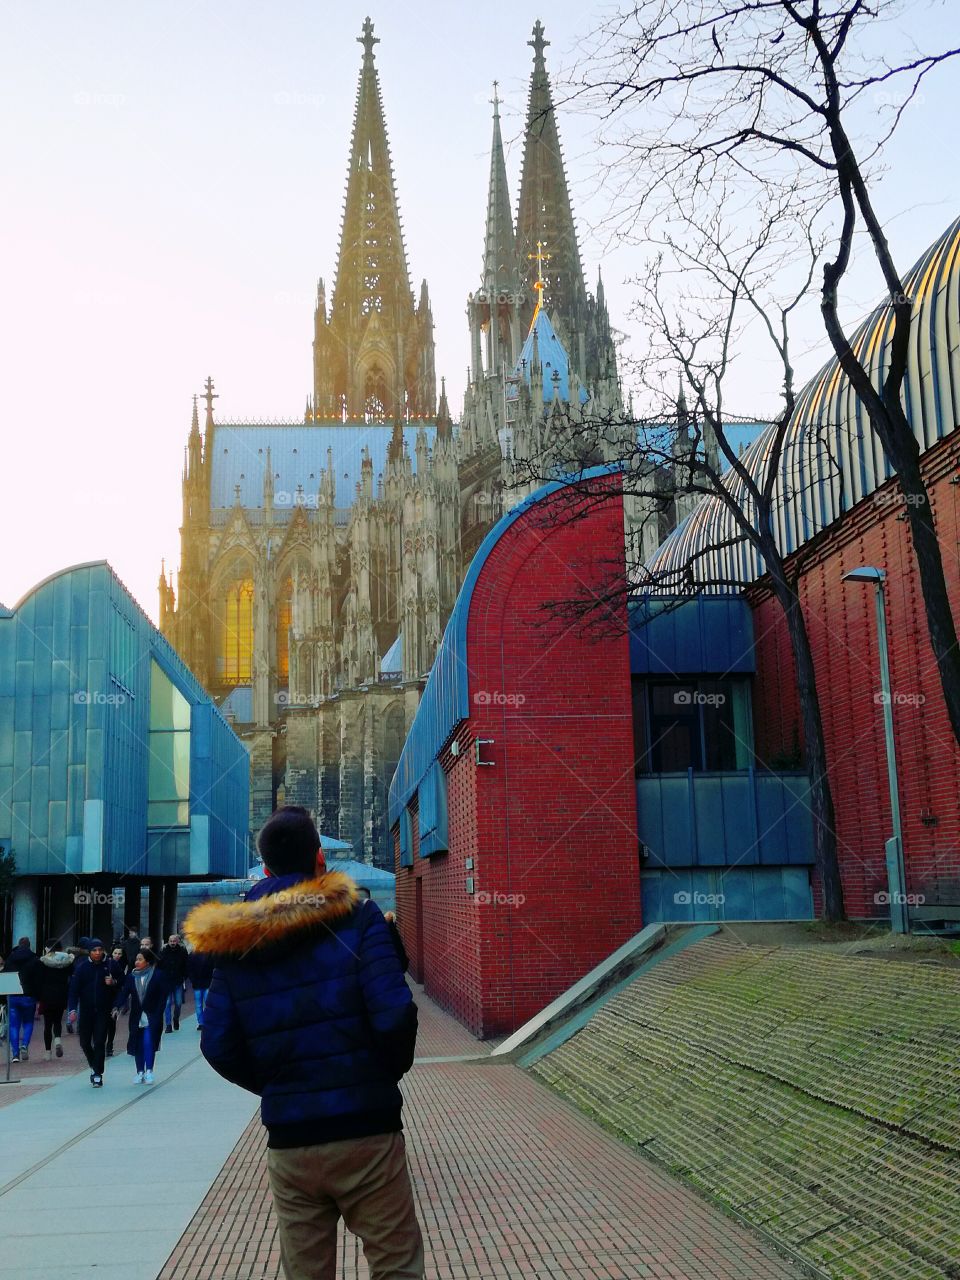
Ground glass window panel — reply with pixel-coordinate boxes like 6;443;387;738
150;661;191;731
221;579;254;685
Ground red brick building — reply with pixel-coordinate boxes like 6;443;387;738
388;472;643;1038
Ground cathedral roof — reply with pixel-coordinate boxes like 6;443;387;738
209;422;436;516
507;308;589;407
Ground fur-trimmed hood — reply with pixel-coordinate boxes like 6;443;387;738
41;951;74;969
183;870;359;959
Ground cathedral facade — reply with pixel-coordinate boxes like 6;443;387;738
161;18;640;865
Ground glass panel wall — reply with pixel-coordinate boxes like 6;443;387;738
148;660;191;827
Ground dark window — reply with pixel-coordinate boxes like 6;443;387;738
633;677;749;773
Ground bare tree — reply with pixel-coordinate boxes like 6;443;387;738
568;0;960;745
512;193;848;918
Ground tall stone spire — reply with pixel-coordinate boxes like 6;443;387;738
312;18;435;421
484;83;519;296
516;20;586;341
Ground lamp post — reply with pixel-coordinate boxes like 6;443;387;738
841;566;908;933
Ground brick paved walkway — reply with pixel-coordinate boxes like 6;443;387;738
158;984;801;1280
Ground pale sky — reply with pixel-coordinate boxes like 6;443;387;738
2;0;958;623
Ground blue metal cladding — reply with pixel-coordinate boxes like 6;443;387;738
629;596;756;675
636;770;814;868
398;808;413;867
387;465;622;825
0;561;249;880
640;867;814;922
418;761;448;857
646;216;960;590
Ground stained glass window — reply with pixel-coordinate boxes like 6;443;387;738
277;577;293;682
221;579;254;685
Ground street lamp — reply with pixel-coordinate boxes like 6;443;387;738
841;566;908;933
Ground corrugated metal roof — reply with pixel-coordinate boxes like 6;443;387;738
646;215;960;590
210;422;437;512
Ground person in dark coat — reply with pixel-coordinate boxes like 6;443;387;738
112;949;171;1084
21;940;74;1059
121;926;141;970
4;938;37;1062
356;888;409;974
105;948;128;1058
187;948;216;1030
67;938;119;1086
184;805;423;1280
158;935;189;1031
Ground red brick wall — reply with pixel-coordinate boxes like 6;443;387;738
397;475;642;1037
750;433;960;918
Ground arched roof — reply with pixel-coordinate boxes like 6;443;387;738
646;215;960;589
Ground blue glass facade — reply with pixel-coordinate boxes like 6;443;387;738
0;561;249;881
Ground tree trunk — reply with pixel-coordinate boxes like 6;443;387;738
769;565;846;922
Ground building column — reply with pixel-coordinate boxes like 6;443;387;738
124;882;142;936
162;879;178;940
12;877;40;950
147;882;164;948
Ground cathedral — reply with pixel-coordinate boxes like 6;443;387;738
160;18;646;866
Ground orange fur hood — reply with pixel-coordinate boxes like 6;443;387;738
183;871;359;959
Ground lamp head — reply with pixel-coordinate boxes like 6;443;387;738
842;566;886;585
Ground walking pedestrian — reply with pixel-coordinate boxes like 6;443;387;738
112;948;171;1084
67;939;118;1086
22;940;74;1059
187;947;215;1030
4;937;38;1063
158;935;188;1031
185;805;423;1280
121;926;141;970
105;948;127;1058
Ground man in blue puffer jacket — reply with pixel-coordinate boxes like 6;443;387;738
184;806;423;1280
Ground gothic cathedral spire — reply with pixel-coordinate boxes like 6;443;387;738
312;17;436;422
515;21;586;346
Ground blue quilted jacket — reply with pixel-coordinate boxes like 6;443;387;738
184;870;417;1149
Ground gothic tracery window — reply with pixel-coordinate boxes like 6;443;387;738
220;578;254;685
277;576;294;683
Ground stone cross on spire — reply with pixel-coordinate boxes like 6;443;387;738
359;16;379;61
529;19;549;69
203;376;218;423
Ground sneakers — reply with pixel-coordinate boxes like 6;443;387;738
134;1072;145;1084
91;1073;103;1088
11;1053;20;1063
55;1039;63;1058
143;1069;154;1084
164;1024;172;1033
44;1049;52;1061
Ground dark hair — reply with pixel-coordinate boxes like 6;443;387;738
356;886;371;900
257;805;320;877
17;937;30;948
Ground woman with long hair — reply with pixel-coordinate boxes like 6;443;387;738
111;949;171;1084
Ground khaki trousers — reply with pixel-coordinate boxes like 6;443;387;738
267;1132;425;1280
